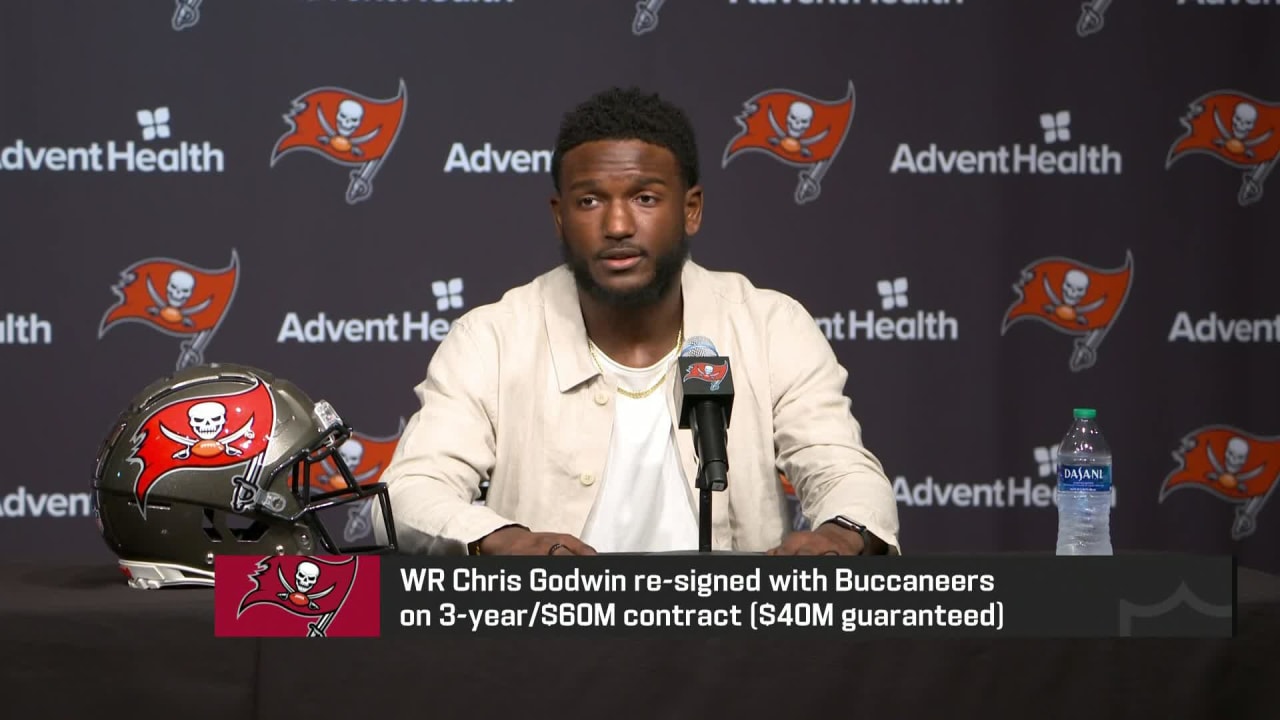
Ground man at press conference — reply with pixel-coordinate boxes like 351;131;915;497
373;87;899;557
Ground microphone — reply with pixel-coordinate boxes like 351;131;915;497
674;336;734;492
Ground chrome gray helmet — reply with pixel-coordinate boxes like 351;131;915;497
93;362;397;589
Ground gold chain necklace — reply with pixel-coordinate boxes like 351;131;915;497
587;327;683;400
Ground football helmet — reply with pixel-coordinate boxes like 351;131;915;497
93;362;397;589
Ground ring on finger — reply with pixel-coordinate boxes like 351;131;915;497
547;542;566;556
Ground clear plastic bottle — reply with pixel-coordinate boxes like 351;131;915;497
1055;408;1113;555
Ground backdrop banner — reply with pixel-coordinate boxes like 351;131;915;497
0;0;1275;573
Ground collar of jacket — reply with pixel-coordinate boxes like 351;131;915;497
543;258;731;394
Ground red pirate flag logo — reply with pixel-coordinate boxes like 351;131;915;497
1166;90;1280;206
98;250;240;371
310;419;405;545
683;361;729;389
311;419;404;493
270;80;408;205
1000;250;1134;372
127;378;275;517
722;81;855;205
237;556;359;637
1161;426;1280;540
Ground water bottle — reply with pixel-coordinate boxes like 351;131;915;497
1055;407;1113;555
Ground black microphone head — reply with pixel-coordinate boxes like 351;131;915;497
673;337;734;429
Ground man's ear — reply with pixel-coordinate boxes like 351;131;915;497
549;194;563;237
684;184;704;236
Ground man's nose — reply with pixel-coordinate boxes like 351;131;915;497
602;200;636;239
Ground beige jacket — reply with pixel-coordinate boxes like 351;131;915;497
372;260;900;555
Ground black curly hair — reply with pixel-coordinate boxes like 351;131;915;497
551;87;700;193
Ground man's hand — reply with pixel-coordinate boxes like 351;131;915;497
766;522;866;556
477;526;598;556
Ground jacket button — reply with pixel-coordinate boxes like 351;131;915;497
593;392;608;405
579;473;595;486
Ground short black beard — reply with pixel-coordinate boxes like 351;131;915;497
562;235;690;309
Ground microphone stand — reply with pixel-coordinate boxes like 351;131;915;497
697;470;713;553
691;405;729;553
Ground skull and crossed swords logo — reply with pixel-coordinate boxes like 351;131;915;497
159;400;255;460
315;99;380;157
144;269;211;328
1211;102;1273;160
334;438;378;484
277;561;335;612
766;101;829;159
1206;437;1264;493
1041;269;1106;326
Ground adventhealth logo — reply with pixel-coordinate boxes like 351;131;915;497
0;106;225;173
277;277;465;343
1034;444;1060;477
309;0;518;6
1176;0;1280;6
890;109;1122;176
443;143;551;174
433;278;464;310
727;0;966;7
0;487;93;518
1168;311;1280;343
1039;110;1071;143
893;444;1116;508
877;277;908;309
815;277;959;341
0;313;53;345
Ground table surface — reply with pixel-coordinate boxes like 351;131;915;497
3;559;1279;720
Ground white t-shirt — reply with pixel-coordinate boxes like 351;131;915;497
579;343;699;553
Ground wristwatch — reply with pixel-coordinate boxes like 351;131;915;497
824;515;873;555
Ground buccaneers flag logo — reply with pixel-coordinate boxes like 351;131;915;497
1166;90;1280;206
722;82;855;205
1161;426;1280;540
98;250;240;371
1000;250;1133;372
270;80;408;205
127;379;275;517
310;418;405;544
236;556;359;637
684;361;729;390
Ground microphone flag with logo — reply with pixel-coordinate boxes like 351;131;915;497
674;336;734;492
